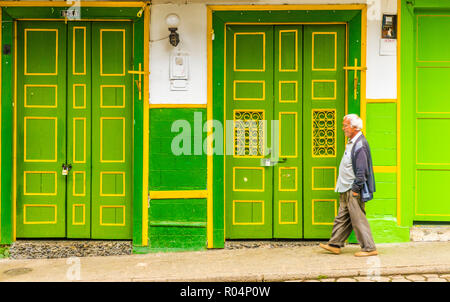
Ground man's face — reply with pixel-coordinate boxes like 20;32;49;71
342;118;358;138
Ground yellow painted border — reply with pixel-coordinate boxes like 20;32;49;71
415;118;450;166
100;85;126;108
312;32;337;71
23;171;57;196
233;32;266;72
100;117;125;163
279;29;298;72
0;7;2;242
24;28;58;76
312;199;337;225
23;204;57;224
149;104;207;109
100;205;126;226
100;171;126;197
24;85;57;108
233;167;265;192
312;167;337;190
149;190;208;200
311;80;337;100
278;200;298;225
142;3;150;247
208;5;367;11
73;117;86;164
233;80;265;101
279;112;298;158
232;200;264;225
0;1;147;7
24;117;57;162
373;166;397;173
416;15;450;63
366;98;397;103
72;204;86;225
415;67;450;114
73;84;86;109
415;169;450;217
278;167;298;192
279;81;298;103
397;0;402;225
73;171;86;197
73;26;86;75
207;7;214;248
100;29;126;76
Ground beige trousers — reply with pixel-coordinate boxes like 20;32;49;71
327;190;376;252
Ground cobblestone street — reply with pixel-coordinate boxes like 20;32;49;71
298;274;450;282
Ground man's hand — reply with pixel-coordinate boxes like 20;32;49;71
352;191;359;197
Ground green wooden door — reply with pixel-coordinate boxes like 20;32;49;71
303;25;345;238
67;22;92;238
16;21;67;237
273;26;303;238
91;22;133;239
225;24;345;239
16;21;132;239
413;14;450;222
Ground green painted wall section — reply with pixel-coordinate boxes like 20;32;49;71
148;198;207;252
365;103;409;243
149;108;207;191
148;108;207;252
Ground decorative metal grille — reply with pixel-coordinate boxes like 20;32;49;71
312;110;336;157
234;111;264;157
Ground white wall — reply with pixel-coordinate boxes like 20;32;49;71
149;0;397;104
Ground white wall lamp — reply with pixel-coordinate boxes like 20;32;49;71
166;13;180;47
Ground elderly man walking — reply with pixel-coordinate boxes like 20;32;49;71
319;114;378;257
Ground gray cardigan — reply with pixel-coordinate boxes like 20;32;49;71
350;133;376;202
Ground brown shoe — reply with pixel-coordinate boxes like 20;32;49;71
319;243;340;254
354;250;378;257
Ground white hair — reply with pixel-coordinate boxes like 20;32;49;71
344;114;363;130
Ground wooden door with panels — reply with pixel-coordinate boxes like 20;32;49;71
16;21;132;239
225;24;345;239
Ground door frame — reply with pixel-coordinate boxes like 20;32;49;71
207;4;367;248
0;1;150;247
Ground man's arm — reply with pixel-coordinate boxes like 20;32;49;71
352;147;368;195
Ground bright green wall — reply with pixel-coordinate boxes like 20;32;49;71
148;108;207;252
365;103;409;243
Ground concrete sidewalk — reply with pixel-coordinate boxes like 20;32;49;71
1;241;450;282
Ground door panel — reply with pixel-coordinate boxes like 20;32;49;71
303;25;345;238
67;22;92;238
91;22;133;239
225;25;274;239
16;21;67;237
273;26;303;238
414;14;450;221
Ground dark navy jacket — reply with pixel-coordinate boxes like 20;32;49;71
350;133;376;202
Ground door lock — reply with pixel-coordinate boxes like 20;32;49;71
62;163;72;176
260;157;287;167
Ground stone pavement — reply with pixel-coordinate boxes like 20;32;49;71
299;273;450;282
2;241;450;281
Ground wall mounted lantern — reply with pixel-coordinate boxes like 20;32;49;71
166;14;180;47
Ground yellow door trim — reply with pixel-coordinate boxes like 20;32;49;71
207;5;367;11
142;3;150;247
0;1;146;7
149;190;208;200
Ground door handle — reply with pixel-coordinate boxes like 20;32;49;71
260;157;287;167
